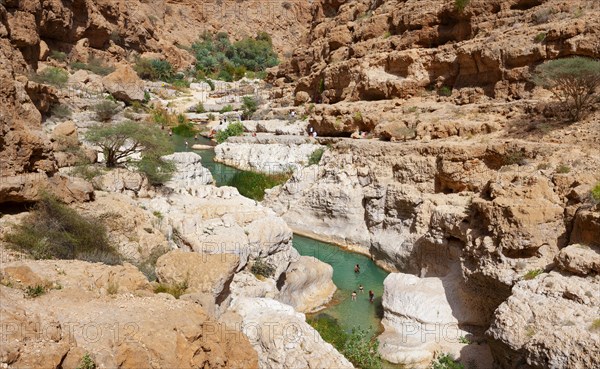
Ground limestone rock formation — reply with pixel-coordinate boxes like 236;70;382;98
277;255;336;313
379;271;493;368
487;271;600;369
162;152;214;194
229;297;354;369
102;64;145;103
156;250;239;304
0;277;258;369
215;136;322;173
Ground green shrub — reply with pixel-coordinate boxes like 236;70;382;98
71;57;115;76
590;319;600;331
92;100;120;121
241;96;258;119
49;50;68;62
534;32;547;43
25;285;47;298
136;246;169;282
308;314;383;369
534;57;600;121
590;183;600;203
135;156;176;185
134;58;175;81
70;164;105;181
431;354;464;369
454;0;470;12
172;122;197;137
192;31;278;81
308;148;325;165
556;164;571;174
523;269;543;280
195;102;206;113
172;78;190;89
215;121;245;143
207;113;216;121
4;195;119;264
219;104;234;113
153;281;188;298
438;86;453;96
225;170;291;200
51;104;72;119
250;258;276;278
76;353;96;369
30;67;69;87
504;151;527;166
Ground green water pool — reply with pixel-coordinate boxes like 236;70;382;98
293;234;389;334
173;135;393;362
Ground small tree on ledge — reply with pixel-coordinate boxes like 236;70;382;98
534;57;600;122
85;120;173;168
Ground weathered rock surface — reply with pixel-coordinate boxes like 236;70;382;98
487;271;600;369
102;64;145;103
555;244;600;276
215;136;322;173
379;270;493;368
156;250;239;304
0;274;258;369
264;137;600;367
162;152;214;194
278;256;336;313
229;297;354;369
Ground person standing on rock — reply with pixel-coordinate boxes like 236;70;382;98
354;264;360;273
351;291;357;301
369;290;374;303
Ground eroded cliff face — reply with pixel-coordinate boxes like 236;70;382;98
274;0;600;105
263;136;600;368
1;0;310;69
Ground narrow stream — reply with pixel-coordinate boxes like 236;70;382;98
174;135;392;364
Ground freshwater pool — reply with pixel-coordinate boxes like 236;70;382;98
173;135;393;363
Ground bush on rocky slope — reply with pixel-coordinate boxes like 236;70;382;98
534;57;600;122
308;314;383;369
192;32;278;81
4;195;119;264
29;67;69;87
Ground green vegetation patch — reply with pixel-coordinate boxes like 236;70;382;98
307;314;383;369
4;195;120;264
225;170;291;201
192;31;278;81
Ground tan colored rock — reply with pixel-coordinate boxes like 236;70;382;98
102;64;145;103
91;169;149;197
487;271;600;369
70;38;90;63
277;256;336;313
156;250;239;301
555;244;600;276
0;275;258;369
75;191;169;263
39;40;50;61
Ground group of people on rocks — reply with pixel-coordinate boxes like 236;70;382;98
351;264;375;303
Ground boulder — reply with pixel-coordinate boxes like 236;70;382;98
555;244;600;276
162;152;214;194
70;38;90;63
156;250;239;303
102;64;145;103
39;40;50;61
229;297;354;369
487;272;600;369
278;256;336;313
92;169;149;197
